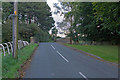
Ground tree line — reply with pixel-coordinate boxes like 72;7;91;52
2;2;54;42
60;2;120;45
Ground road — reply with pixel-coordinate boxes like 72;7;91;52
24;42;118;79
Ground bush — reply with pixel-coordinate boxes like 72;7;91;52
2;20;52;43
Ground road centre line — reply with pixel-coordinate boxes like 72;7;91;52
79;72;88;80
51;45;55;50
56;51;69;63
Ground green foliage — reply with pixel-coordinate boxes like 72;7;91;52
51;27;58;41
92;2;120;30
2;44;38;78
19;23;51;42
2;2;13;21
63;2;120;44
2;2;54;31
92;2;120;44
18;2;55;31
2;20;12;42
2;2;54;42
65;44;118;63
0;27;1;43
2;20;51;43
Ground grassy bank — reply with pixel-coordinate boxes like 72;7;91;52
2;44;38;78
64;44;118;63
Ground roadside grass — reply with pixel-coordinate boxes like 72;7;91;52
2;44;38;78
64;44;118;63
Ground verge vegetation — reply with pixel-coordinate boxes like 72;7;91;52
65;44;118;63
2;44;38;78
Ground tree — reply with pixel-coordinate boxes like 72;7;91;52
2;20;12;42
2;2;54;42
61;2;120;45
52;27;58;42
92;2;120;44
2;2;13;22
18;2;55;31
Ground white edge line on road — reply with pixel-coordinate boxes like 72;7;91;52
56;51;69;63
51;45;55;50
79;72;88;80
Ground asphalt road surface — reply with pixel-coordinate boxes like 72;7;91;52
24;42;118;79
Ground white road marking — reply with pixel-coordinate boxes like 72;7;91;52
79;72;88;80
56;51;69;62
51;45;55;50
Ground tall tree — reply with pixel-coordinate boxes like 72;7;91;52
62;2;120;44
18;2;55;31
2;2;54;42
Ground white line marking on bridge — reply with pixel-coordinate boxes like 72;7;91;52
51;45;55;50
79;72;88;80
56;51;69;62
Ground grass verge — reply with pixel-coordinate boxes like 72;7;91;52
64;44;118;63
2;44;38;78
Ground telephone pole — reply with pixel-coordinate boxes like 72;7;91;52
12;0;18;58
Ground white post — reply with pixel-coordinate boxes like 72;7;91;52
4;43;10;54
8;42;13;53
0;44;6;56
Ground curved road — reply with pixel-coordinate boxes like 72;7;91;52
24;42;118;79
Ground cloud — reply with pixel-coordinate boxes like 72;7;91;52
47;0;64;26
47;0;66;37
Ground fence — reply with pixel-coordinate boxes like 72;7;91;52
0;40;29;56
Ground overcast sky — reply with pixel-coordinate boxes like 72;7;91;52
47;0;64;27
47;0;66;37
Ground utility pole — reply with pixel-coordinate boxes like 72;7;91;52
12;0;18;58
